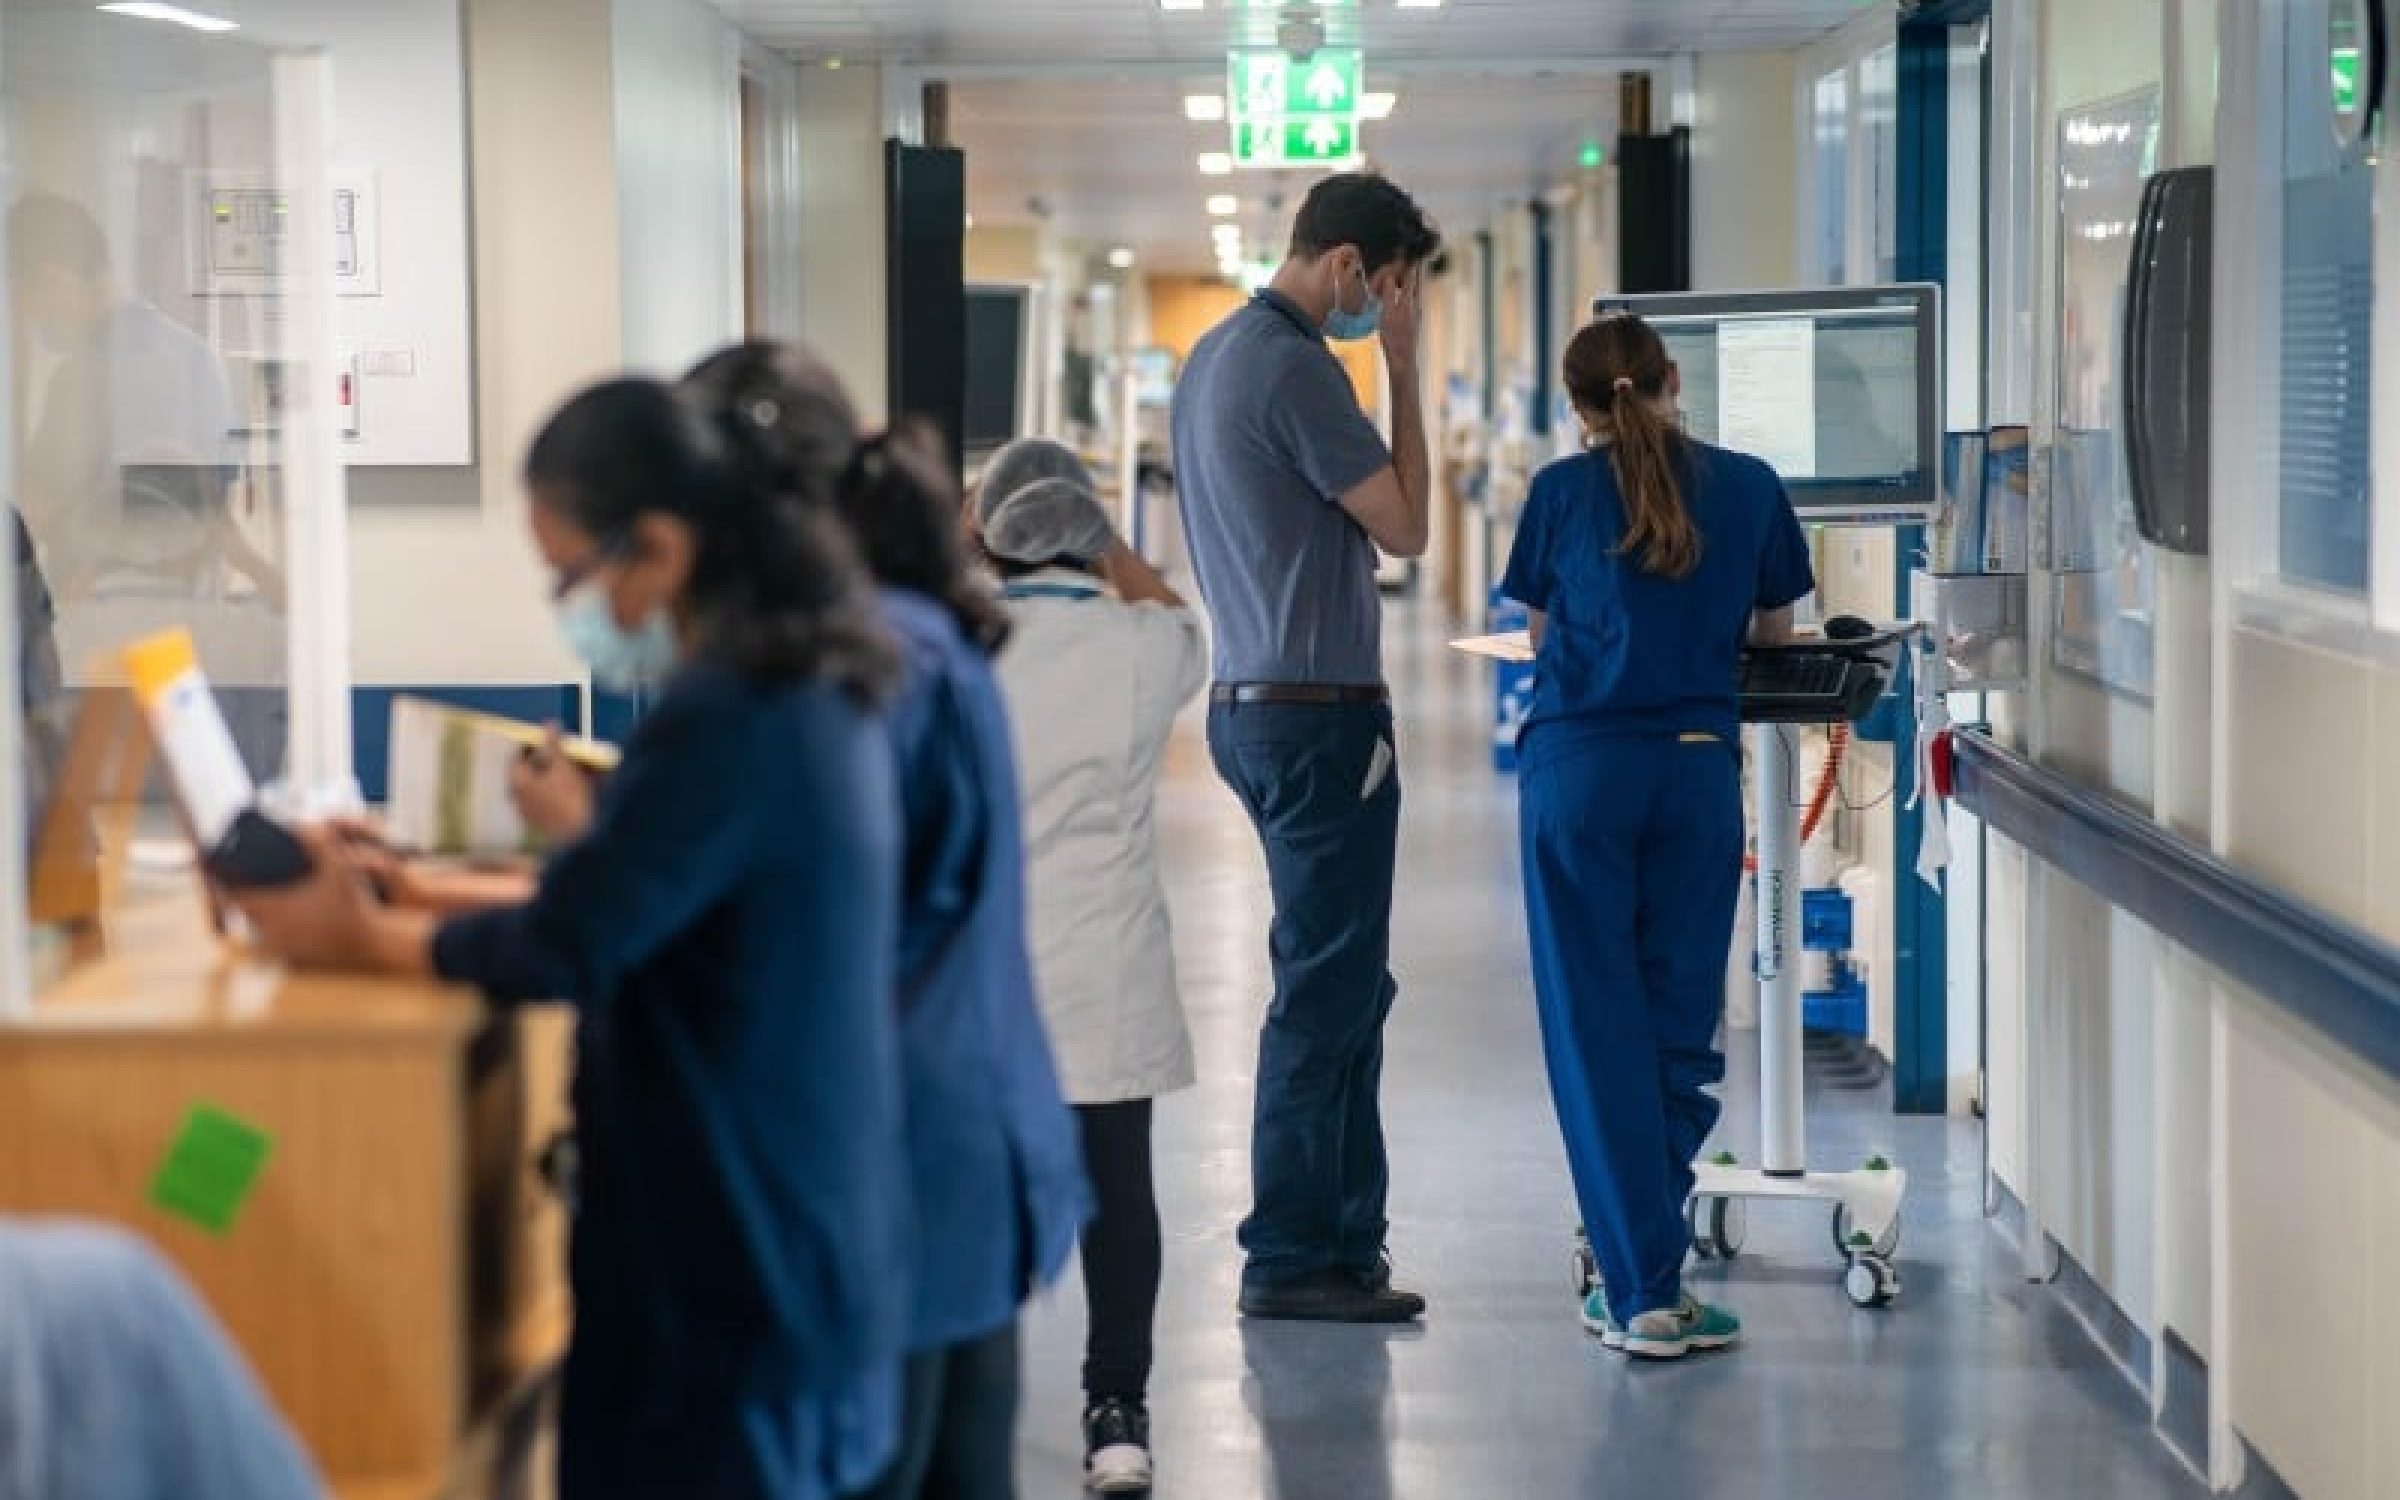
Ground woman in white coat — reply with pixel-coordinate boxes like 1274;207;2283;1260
976;439;1205;1495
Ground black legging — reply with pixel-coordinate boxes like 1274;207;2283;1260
1076;1099;1161;1406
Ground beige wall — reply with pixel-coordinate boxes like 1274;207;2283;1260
966;224;1044;284
794;65;889;426
1982;0;2400;1491
348;0;624;686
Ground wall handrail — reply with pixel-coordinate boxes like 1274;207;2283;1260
1951;727;2400;1084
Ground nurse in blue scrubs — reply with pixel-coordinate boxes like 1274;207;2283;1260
683;343;1088;1500
1501;314;1815;1361
235;379;912;1499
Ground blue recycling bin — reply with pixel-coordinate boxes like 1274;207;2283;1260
1489;589;1536;773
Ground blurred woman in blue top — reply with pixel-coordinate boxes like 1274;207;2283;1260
234;378;911;1499
1500;314;1815;1362
682;343;1087;1500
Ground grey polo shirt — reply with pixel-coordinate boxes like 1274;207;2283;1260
1170;290;1393;686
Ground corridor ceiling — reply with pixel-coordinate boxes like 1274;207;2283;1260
715;0;1878;271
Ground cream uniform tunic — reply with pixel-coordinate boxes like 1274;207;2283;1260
995;568;1207;1103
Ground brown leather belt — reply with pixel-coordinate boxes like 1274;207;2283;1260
1210;682;1391;706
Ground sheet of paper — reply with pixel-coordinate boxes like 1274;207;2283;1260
1449;630;1536;664
1717;317;1819;479
386;698;538;859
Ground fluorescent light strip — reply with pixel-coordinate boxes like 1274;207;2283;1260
1185;94;1227;122
1396;0;1443;9
1199;152;1235;176
1159;0;1205;11
1207;194;1240;216
1360;91;1396;120
96;2;239;31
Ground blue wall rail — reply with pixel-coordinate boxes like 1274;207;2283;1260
1951;728;2400;1085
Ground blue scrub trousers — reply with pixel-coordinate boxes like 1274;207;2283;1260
1519;730;1743;1326
1207;699;1402;1288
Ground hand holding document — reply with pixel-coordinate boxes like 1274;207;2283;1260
1448;630;1535;664
385;698;618;861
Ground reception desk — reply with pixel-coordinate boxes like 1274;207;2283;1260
0;876;572;1499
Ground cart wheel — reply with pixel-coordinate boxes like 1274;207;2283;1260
1690;1196;1746;1260
1832;1204;1901;1260
1844;1254;1899;1309
1571;1231;1600;1298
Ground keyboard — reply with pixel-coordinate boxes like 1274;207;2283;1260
1739;647;1887;725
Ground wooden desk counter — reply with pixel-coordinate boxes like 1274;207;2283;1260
0;876;573;1498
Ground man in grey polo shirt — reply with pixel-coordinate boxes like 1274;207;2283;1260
1172;172;1438;1324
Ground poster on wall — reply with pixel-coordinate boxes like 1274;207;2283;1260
2049;88;2160;702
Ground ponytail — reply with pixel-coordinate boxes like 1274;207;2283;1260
1563;315;1701;579
839;423;1012;654
684;341;1010;656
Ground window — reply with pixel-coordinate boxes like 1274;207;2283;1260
1812;69;1851;285
2274;1;2374;596
1799;19;1903;292
1861;45;1901;284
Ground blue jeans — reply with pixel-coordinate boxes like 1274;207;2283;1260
1207;699;1401;1288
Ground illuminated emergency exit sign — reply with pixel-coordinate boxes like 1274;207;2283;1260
1235;118;1359;168
2333;46;2363;113
1226;47;1366;169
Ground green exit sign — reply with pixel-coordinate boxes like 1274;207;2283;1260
1232;117;1360;170
2333;47;2363;114
1228;47;1363;123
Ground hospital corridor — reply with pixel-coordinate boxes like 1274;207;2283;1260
0;1;2394;1498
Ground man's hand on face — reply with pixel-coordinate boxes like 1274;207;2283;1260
1378;263;1424;372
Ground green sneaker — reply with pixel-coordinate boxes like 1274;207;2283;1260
1672;1293;1742;1352
1584;1292;1741;1360
1578;1289;1632;1350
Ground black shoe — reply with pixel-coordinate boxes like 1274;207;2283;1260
1082;1398;1153;1494
1352;1247;1395;1292
1238;1269;1427;1323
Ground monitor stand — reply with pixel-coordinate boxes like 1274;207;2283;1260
1690;719;1908;1309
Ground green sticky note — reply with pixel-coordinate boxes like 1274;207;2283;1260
150;1104;274;1234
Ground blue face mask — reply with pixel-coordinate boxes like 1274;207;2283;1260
1322;263;1383;342
555;580;678;693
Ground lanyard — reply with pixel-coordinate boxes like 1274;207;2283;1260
1000;582;1103;602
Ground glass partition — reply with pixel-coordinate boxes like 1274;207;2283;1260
4;0;345;981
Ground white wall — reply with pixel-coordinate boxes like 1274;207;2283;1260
612;0;742;376
221;0;475;467
1690;51;1799;293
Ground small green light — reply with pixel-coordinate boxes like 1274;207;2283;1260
1579;141;1605;170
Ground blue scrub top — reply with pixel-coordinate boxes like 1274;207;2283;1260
1501;441;1815;748
877;587;1089;1352
432;661;910;1417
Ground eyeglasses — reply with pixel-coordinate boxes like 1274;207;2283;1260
549;537;627;603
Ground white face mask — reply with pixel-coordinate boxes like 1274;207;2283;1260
554;578;678;693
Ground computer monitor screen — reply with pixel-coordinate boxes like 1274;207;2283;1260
1590;285;1939;524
